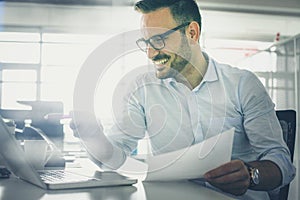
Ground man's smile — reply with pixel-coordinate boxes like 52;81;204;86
153;57;169;66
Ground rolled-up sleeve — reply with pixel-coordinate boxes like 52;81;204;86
239;71;296;188
105;75;147;157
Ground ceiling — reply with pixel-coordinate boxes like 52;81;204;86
1;0;300;42
3;0;132;6
3;0;300;16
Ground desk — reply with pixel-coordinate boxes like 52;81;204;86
0;156;235;200
0;177;235;200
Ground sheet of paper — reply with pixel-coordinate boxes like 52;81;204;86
144;128;235;181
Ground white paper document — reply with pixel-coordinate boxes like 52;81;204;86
144;128;235;181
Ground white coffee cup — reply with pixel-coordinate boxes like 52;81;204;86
4;119;16;134
23;140;53;170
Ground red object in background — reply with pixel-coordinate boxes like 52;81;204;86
275;32;280;42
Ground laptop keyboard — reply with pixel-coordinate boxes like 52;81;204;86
39;170;95;183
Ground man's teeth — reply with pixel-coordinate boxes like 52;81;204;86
154;58;169;65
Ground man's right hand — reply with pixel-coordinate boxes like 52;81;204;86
69;110;104;139
69;110;126;170
69;110;115;162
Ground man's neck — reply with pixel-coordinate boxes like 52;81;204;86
175;52;208;90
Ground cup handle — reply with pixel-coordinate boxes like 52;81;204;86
44;143;55;165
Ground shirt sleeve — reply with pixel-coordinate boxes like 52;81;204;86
238;71;296;188
105;75;147;158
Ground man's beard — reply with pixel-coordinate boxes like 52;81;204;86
155;35;192;79
170;35;191;74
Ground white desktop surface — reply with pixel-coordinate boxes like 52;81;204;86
0;177;235;200
0;156;235;200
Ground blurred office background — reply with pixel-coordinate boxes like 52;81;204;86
0;0;299;199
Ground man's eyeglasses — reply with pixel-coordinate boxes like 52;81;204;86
136;22;190;52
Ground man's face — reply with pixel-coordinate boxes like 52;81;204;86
141;8;192;79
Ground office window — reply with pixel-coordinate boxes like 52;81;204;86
1;69;37;109
0;32;40;42
0;31;110;111
1;83;37;109
0;32;40;109
2;69;37;82
41;66;79;112
0;43;40;64
94;50;150;125
204;38;273;70
40;33;110;112
0;32;40;64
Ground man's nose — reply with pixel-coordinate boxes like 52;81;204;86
146;45;159;60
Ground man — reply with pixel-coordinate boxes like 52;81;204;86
71;0;295;199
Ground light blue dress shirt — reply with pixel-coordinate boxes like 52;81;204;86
106;53;295;200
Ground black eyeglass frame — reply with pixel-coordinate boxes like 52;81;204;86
136;22;191;52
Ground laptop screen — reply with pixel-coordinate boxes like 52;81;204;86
0;116;46;188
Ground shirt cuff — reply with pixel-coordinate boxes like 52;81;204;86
260;151;296;189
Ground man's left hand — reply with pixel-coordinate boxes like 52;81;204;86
204;160;250;196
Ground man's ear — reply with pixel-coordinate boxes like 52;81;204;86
186;21;200;44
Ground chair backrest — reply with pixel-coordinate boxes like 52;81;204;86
275;110;296;200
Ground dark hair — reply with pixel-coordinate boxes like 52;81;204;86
134;0;202;30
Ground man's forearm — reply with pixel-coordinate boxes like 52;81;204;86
81;129;127;170
248;160;282;191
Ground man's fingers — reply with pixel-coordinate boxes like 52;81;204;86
206;167;249;185
204;160;250;196
205;160;245;179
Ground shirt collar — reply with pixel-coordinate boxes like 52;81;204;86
201;52;218;83
192;52;218;92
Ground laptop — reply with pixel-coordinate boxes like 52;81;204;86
0;115;137;190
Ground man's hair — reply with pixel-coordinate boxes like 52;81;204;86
134;0;202;30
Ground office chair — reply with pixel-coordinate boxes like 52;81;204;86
275;110;296;200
